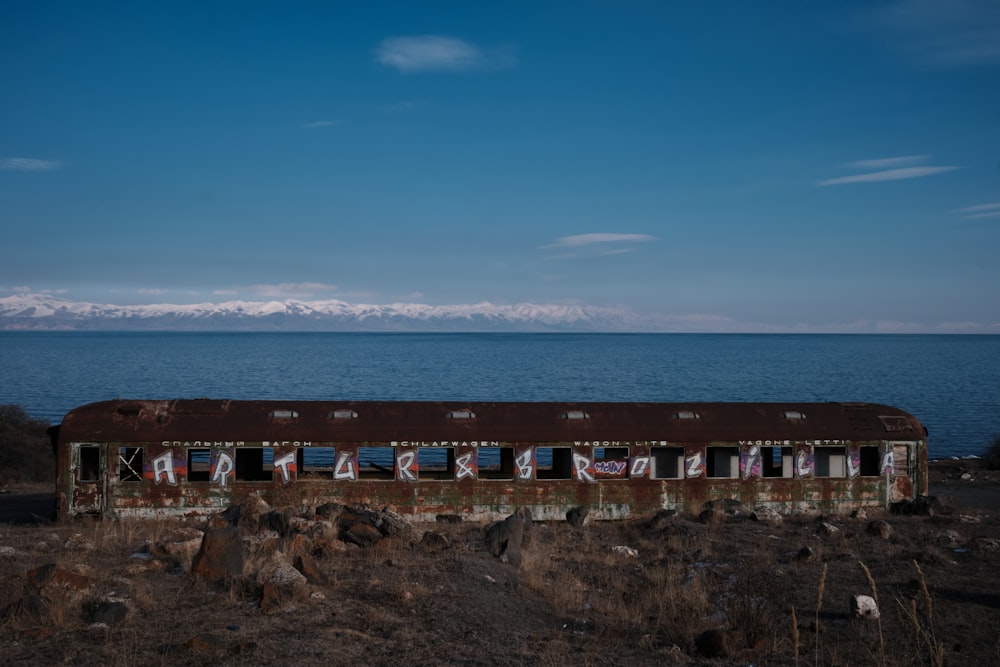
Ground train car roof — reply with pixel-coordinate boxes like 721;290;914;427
54;399;926;443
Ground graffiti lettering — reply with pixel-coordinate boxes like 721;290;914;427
594;460;627;476
516;449;534;480
274;452;295;484
334;451;357;481
397;450;418;483
392;441;500;447
796;450;813;477
211;451;234;488
455;453;475;481
881;451;893;476
686;452;704;478
152;450;177;486
847;449;861;479
629;456;650;477
573;453;595;483
742;444;762;479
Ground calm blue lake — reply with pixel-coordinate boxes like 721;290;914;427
1;332;997;458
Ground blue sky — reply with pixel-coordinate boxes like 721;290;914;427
2;0;999;332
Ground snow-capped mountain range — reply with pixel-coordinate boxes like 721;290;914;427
0;294;649;332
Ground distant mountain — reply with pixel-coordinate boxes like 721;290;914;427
0;294;649;332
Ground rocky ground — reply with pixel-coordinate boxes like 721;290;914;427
0;460;998;666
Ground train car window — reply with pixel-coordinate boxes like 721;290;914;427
892;444;911;476
297;447;335;479
119;447;143;482
478;447;514;480
188;449;210;482
236;448;273;481
761;446;792;478
78;445;101;482
814;446;846;478
707;446;739;478
859;446;881;476
358;447;394;480
650;446;684;479
536;447;573;479
417;447;455;480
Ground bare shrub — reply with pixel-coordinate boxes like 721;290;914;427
983;434;1000;470
0;405;53;485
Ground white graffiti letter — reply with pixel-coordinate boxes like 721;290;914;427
630;456;650;478
573;452;595;483
397;450;417;483
455;452;475;481
516;449;534;480
334;451;357;481
152;450;176;486
686;452;703;478
212;451;234;488
274;451;295;484
796;450;812;477
881;451;894;476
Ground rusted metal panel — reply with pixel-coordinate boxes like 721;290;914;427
52;400;928;520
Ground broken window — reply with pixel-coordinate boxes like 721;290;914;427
118;447;143;482
893;444;911;477
814;446;846;478
650;446;685;479
235;447;273;481
357;447;395;480
416;448;455;480
297;447;335;480
478;447;514;480
707;446;740;478
78;445;101;482
188;448;210;482
761;446;792;478
859;446;881;476
536;447;573;480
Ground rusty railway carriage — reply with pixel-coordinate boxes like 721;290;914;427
51;399;928;520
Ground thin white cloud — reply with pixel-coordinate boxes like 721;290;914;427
873;0;1000;67
849;155;929;169
301;120;341;129
0;157;64;171
376;35;515;73
542;233;657;249
138;288;169;296
956;202;1000;219
820;154;959;186
248;282;338;298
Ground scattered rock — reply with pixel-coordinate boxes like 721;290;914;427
850;594;880;619
797;546;817;562
566;506;590;528
973;537;1000;553
64;533;96;551
703;498;750;518
646;508;677;531
817;521;840;537
866;520;893;540
751;506;783;524
935;530;963;548
0;545;16;559
87;600;129;626
435;514;462;523
420;531;450;549
612;545;638;558
191;527;244;583
851;508;868;520
155;527;205;572
485;506;533;567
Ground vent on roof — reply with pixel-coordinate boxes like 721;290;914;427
329;410;358;420
782;411;806;421
269;410;299;423
115;405;142;417
673;411;701;420
879;416;911;433
447;410;476;420
561;411;590;420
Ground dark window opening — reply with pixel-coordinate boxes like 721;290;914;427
478;447;514;480
762;446;792;478
536;447;573;480
707;446;739;478
815;446;846;478
188;448;210;482
417;448;455;480
859;446;881;476
358;447;394;480
297;447;335;479
236;448;273;481
651;446;684;479
78;446;101;482
119;447;143;482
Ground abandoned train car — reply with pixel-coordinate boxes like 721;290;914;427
51;399;928;520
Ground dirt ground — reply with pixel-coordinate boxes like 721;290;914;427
1;461;998;666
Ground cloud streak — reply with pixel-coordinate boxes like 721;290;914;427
247;282;338;298
820;155;958;185
957;202;1000;219
376;35;515;73
0;157;64;171
873;0;1000;67
542;233;657;249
